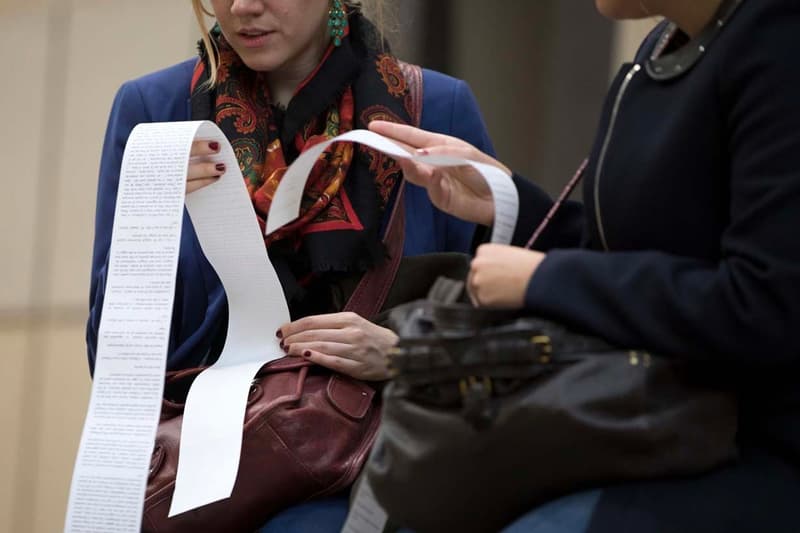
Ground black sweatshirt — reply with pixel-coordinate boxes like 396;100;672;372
512;0;800;472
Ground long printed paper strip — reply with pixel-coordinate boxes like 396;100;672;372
65;121;289;531
266;129;519;245
66;124;519;532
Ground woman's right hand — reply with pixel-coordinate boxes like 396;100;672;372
187;140;226;193
369;121;512;227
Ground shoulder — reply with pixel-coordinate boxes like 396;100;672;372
420;68;463;96
101;58;196;166
419;68;473;125
419;68;495;154
717;0;800;61
112;58;196;123
709;0;800;119
128;58;196;97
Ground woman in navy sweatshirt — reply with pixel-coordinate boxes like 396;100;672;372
372;0;800;531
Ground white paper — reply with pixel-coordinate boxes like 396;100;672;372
65;120;290;531
169;122;289;516
65;121;198;533
341;478;389;533
265;129;519;245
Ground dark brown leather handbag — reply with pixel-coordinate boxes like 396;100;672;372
364;163;739;533
142;63;424;533
366;293;738;533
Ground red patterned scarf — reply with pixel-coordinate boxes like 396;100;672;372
190;13;414;313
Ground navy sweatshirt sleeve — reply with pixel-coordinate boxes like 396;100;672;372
524;7;800;369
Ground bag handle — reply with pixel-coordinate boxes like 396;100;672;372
524;158;588;250
342;63;424;318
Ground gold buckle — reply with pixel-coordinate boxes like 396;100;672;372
629;350;652;366
459;376;493;397
531;335;553;364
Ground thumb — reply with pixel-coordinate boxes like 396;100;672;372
398;157;438;188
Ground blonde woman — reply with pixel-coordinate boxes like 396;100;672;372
87;0;495;530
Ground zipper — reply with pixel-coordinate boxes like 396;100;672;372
594;63;641;251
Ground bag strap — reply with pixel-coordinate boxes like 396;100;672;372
342;63;424;318
399;62;424;127
524;158;588;250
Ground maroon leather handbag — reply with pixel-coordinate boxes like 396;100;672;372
143;358;382;532
141;63;422;533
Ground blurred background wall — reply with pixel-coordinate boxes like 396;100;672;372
0;1;654;531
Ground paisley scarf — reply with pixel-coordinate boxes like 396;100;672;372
191;12;414;315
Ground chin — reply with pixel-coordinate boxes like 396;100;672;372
237;50;287;74
594;0;647;20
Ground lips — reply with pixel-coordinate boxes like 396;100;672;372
236;28;274;48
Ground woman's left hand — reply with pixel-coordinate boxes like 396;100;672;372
278;312;398;381
469;244;546;309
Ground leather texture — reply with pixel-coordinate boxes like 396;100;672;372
143;359;379;532
366;299;739;533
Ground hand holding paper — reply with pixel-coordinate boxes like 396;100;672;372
369;120;512;227
265;128;519;246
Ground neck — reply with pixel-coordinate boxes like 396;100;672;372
266;33;331;108
651;0;724;38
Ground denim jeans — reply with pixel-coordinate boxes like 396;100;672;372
500;490;602;533
257;489;601;533
257;494;350;533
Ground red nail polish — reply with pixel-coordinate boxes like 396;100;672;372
303;350;311;358
276;329;283;339
209;141;220;151
215;163;226;172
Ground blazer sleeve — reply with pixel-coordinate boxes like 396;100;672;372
86;82;151;372
507;174;584;250
524;19;800;369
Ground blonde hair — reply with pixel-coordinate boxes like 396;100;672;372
191;0;388;87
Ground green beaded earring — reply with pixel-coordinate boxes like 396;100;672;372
328;0;347;47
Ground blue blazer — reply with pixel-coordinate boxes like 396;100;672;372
87;59;494;370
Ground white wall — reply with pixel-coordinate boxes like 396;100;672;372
0;1;196;531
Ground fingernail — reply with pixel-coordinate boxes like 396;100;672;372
279;340;285;349
416;149;429;156
209;141;220;151
275;329;283;339
303;350;311;358
215;163;226;172
282;344;289;354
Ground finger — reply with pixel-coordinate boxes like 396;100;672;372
287;341;353;359
397;158;439;188
466;267;481;308
283;328;359;347
188;161;225;182
368;121;452;149
474;243;502;259
380;137;418;155
279;312;361;338
299;350;362;376
414;145;476;163
190;140;221;157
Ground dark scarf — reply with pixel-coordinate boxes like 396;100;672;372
191;12;413;316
